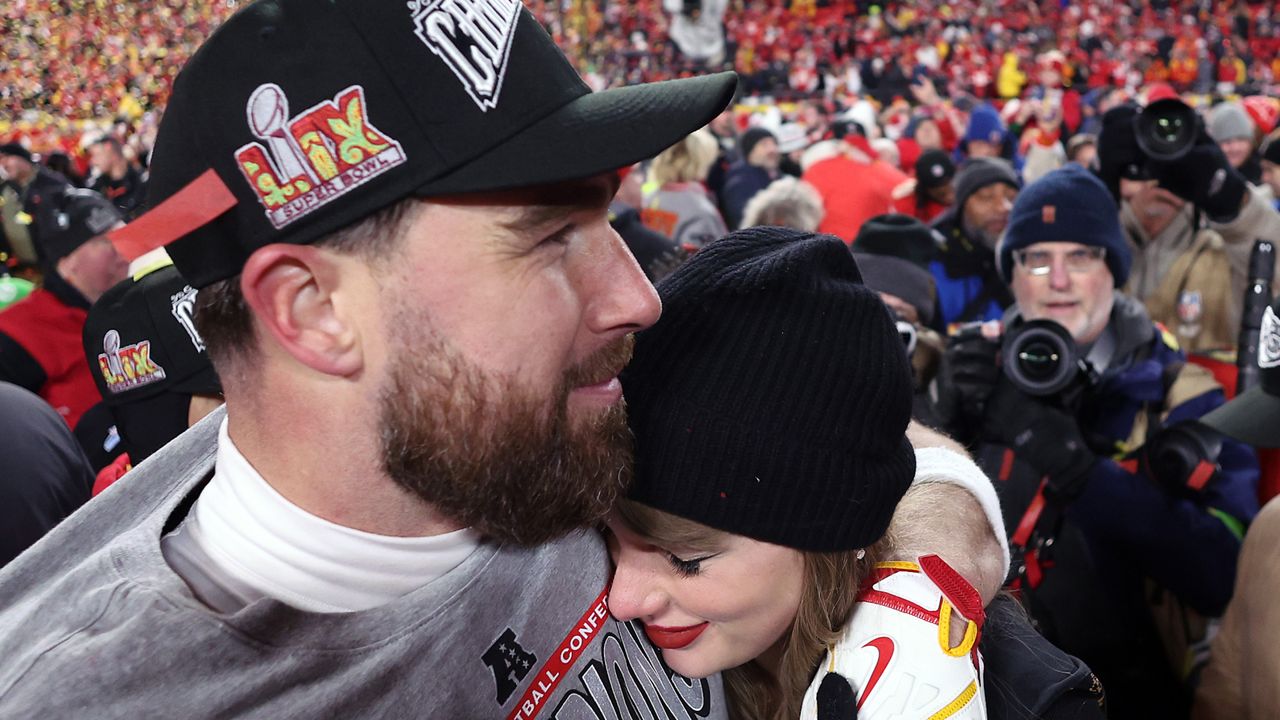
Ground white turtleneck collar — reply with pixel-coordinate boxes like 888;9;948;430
161;418;481;613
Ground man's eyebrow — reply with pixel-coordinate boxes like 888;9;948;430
497;204;578;234
495;180;617;234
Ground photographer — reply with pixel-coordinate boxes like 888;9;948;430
932;166;1260;718
1099;100;1280;352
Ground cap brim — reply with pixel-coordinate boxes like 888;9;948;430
416;72;737;195
1200;385;1280;448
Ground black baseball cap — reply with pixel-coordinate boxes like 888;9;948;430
116;0;737;288
914;149;955;189
1200;297;1280;448
83;261;222;461
43;189;123;263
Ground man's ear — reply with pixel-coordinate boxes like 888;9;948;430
239;244;365;377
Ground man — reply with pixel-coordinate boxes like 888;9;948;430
929;157;1021;330
933;166;1259;717
1099;103;1280;352
0;189;127;430
0;142;73;262
0;2;1011;717
719;126;779;229
1207;101;1261;186
88;135;148;220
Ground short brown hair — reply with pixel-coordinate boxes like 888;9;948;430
194;197;420;371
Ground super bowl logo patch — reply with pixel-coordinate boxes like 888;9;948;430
1177;290;1202;324
1260;306;1280;369
98;329;166;393
234;83;406;229
409;0;521;112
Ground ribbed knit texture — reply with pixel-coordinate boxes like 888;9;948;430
622;227;916;552
997;164;1131;287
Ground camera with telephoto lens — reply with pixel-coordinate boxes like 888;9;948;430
1122;98;1202;180
1000;319;1084;396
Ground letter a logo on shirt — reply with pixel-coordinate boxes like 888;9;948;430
482;628;538;705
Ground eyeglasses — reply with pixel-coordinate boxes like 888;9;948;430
1012;247;1106;276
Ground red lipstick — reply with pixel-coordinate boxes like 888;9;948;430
644;622;708;650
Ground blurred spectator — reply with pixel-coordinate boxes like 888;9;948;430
1261;135;1280;210
641;129;727;251
739;176;824;231
929;158;1020;329
0;143;73;263
1209;102;1263;186
719;126;780;230
0;382;93;567
1099;104;1280;352
960;104;1022;172
42;152;84;188
88;136;147;220
0;190;126;431
893;148;955;224
803;130;907;243
610;164;681;283
1066;133;1098;168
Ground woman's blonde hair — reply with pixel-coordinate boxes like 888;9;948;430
649;129;720;186
615;499;877;720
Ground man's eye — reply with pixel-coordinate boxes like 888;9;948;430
666;553;704;578
539;226;571;248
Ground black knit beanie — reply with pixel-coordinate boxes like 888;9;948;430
621;227;916;552
953;157;1020;214
853;213;938;269
738;127;777;161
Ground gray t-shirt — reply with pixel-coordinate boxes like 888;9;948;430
0;408;725;719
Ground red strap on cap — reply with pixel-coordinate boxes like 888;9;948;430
108;169;237;261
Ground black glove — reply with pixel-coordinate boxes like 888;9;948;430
1095;104;1144;200
981;379;1097;499
1148;127;1249;222
932;326;1002;432
816;672;858;720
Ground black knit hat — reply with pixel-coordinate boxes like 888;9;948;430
621;227;916;552
998;165;1131;287
853;213;937;268
111;0;736;289
954;157;1020;215
738;127;777;161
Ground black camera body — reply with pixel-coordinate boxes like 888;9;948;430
1121;98;1203;181
1000;318;1087;397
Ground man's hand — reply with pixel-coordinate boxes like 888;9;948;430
931;323;1002;432
981;380;1097;499
1148;127;1249;223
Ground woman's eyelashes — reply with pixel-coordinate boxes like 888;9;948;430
666;552;716;578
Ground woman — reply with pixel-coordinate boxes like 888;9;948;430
608;227;993;719
642;129;728;251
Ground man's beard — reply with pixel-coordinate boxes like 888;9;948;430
378;327;635;546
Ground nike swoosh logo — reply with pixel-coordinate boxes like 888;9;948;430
858;636;896;710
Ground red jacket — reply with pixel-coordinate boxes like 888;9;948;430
0;285;100;428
